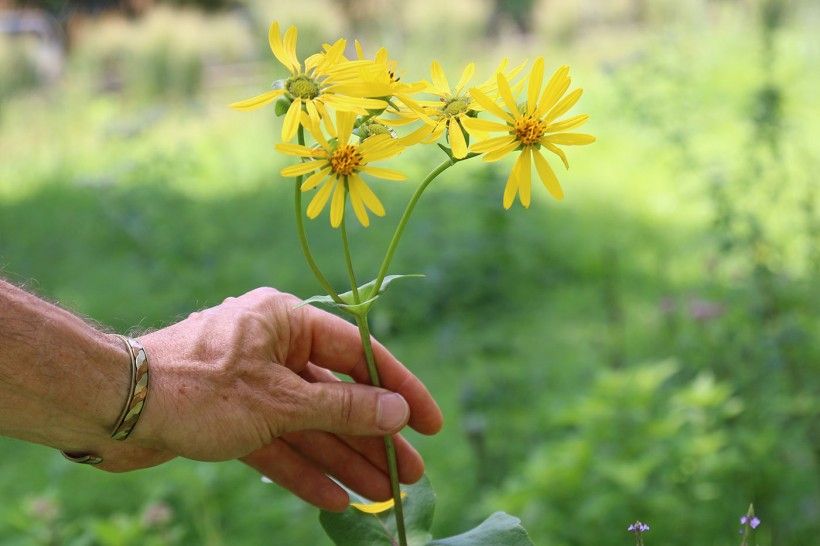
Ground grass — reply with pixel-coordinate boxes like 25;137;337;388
1;1;818;544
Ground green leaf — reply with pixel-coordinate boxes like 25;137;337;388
297;274;424;317
427;512;534;546
320;475;435;546
320;476;533;546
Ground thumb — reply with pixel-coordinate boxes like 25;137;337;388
296;382;410;436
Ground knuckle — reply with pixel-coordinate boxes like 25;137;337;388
335;387;355;428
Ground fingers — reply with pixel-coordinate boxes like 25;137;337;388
300;363;425;483
282;431;392;501
242;440;349;512
289;303;444;435
292;380;410;436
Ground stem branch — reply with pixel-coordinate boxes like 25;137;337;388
370;158;456;298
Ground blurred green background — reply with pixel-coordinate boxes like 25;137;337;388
0;0;818;544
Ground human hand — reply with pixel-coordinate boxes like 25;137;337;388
94;287;443;511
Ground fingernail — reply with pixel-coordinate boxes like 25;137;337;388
377;393;409;432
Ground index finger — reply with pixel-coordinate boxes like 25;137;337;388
288;302;443;436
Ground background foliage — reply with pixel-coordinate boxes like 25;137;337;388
0;0;818;544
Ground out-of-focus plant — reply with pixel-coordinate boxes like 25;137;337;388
70;7;254;98
232;21;594;545
488;361;746;546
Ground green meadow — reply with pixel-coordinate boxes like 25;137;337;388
0;1;817;544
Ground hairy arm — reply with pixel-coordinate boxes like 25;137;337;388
0;279;129;454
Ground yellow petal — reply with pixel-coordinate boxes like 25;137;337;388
482;140;519;162
536;65;571;117
518;147;532;208
455;62;475;93
354;39;365;60
448;120;468;159
350;492;407;514
430;61;451;95
283;25;300;72
496;72;520;119
546;114;589;133
306;179;334;218
329;178;346;228
502;161;519;209
281;159;325;177
348;179;369;227
469;88;514;123
527;57;544;113
324;94;386;112
350;174;385;216
301;167;332;190
229;89;284;111
470;135;516;153
360;166;406;181
546;88;583;123
276;143;324;158
461;117;510;134
532;149;564;200
399;124;434;146
329;82;395;97
542;141;569;169
306;100;321;127
545;133;596;145
361;135;404;161
268;23;293;73
336;111;356;144
282;98;302;142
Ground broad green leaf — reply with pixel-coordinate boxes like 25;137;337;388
320;475;435;546
427;512;534;546
320;476;533;546
297;274;424;317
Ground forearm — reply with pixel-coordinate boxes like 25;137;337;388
0;279;129;454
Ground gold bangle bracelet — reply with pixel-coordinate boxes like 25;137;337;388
110;335;150;441
59;335;150;465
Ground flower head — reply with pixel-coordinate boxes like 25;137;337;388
740;515;761;529
407;59;524;159
628;521;650;533
277;111;406;228
463;58;595;208
230;22;388;142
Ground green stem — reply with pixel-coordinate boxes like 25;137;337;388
293;126;343;304
355;314;407;546
369;158;455;298
340;208;407;546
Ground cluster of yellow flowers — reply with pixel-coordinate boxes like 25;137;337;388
232;22;595;228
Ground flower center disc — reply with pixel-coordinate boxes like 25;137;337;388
286;75;320;99
330;145;363;177
514;116;546;146
442;97;470;117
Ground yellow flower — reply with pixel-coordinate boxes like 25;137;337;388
408;59;526;159
276;111;406;228
230;22;388;142
463;58;595;208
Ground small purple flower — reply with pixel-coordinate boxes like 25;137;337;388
628;521;650;533
740;515;761;529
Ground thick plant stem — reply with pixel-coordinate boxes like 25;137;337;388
370;159;455;298
340;212;407;546
355;314;407;546
294;126;343;304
